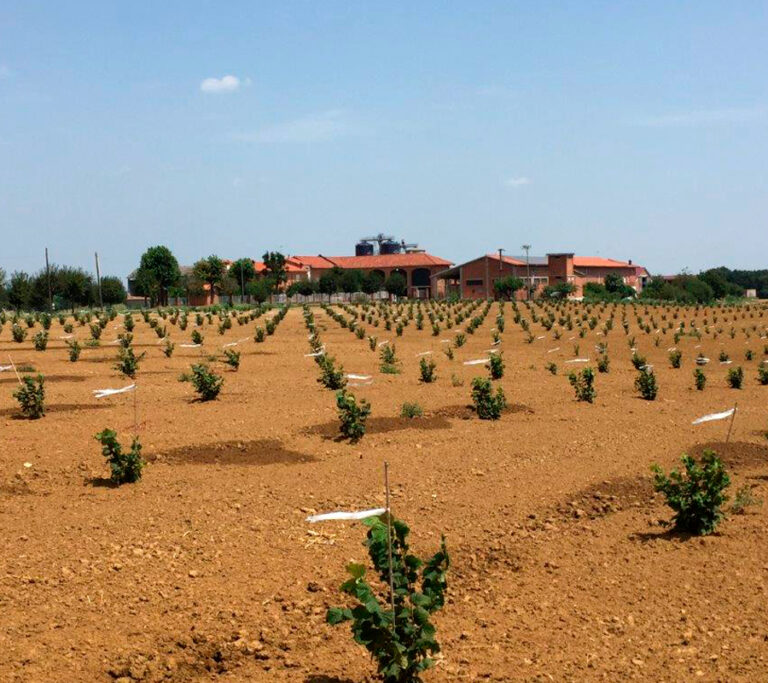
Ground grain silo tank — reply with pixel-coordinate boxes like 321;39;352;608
380;239;401;255
355;241;374;256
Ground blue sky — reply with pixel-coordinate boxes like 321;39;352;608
1;1;766;279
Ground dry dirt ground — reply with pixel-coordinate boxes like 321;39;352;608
1;300;768;682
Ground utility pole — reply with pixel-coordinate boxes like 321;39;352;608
44;247;53;311
94;252;103;310
522;244;531;300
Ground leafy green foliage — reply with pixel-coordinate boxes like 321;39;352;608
162;338;175;358
114;346;146;379
254;327;265;343
651;451;730;535
33;331;48;351
486;353;504;380
597;354;610;373
94;428;145;485
223;348;241;371
182;363;224;401
758;365;768;385
401;402;423;419
727;366;744;389
669;349;682;368
326;514;449;683
731;484;762;514
694;368;707;390
380;344;400;374
418;358;436;383
471;377;506;420
67;339;82;362
317;355;347;390
11;323;26;343
336;390;371;442
191;329;204;345
13;374;45;419
568;367;596;403
545;362;558;375
635;368;658;400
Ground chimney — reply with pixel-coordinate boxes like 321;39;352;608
628;259;633;265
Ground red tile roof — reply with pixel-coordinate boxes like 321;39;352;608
486;253;527;266
573;257;634;269
293;253;452;269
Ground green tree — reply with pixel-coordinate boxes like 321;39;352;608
0;267;7;307
319;269;342;300
230;258;256;299
192;255;226;305
58;267;94;312
262;251;287;292
492;275;524;300
134;245;181;306
8;271;32;310
385;272;408;299
99;276;127;305
247;278;271;303
361;271;384;295
340;269;364;294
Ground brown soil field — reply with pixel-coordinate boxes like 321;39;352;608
1;300;768;682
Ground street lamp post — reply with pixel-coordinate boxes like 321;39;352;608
522;244;531;299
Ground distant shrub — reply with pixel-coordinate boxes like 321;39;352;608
450;373;463;387
89;322;102;340
443;346;454;361
419;357;436;383
719;350;729;362
336;390;371;442
67;339;82;362
545;362;558;375
318;355;347;390
368;335;377;351
33;331;48;351
401;401;423;419
693;368;707;390
731;484;762;515
597;355;610;373
568;367;596;403
635;368;658;400
191;329;204;345
95;428;145;485
727;366;744;389
63;322;74;334
745;349;753;361
757;365;768;385
266;320;276;336
11;324;26;343
13;375;45;419
223;348;241;371
454;332;466;348
162;339;175;358
114;346;146;379
651;451;729;535
631;352;647;370
471;377;506;420
254;327;265;343
118;332;133;349
379;344;400;374
487;353;504;380
669;349;682;369
182;363;224;401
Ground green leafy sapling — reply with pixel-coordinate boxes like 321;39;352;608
95;428;145;485
13;374;45;419
326;514;449;683
651;450;730;535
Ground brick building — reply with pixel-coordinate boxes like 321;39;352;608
292;252;452;299
432;252;648;300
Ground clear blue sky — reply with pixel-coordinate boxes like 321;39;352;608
1;1;766;279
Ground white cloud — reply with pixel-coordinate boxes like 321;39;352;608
633;107;766;127
232;110;359;144
504;176;530;188
200;75;243;94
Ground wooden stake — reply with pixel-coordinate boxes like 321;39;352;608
384;461;396;632
8;355;22;385
133;383;138;438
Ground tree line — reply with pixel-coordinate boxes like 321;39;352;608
0;265;126;312
130;246;412;305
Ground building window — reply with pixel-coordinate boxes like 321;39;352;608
466;279;483;286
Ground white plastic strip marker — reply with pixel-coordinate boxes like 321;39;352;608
306;507;387;523
463;358;489;366
692;408;735;425
93;383;136;399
